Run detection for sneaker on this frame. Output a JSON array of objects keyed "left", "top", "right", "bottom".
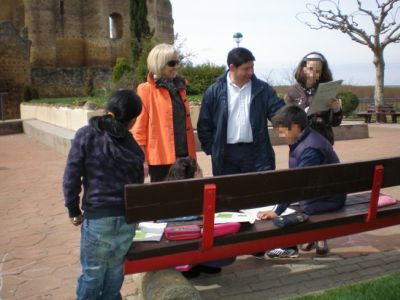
[{"left": 266, "top": 248, "right": 299, "bottom": 258}]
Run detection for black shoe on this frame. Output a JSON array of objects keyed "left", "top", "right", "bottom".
[
  {"left": 300, "top": 241, "right": 317, "bottom": 251},
  {"left": 252, "top": 252, "right": 266, "bottom": 260},
  {"left": 316, "top": 240, "right": 329, "bottom": 256},
  {"left": 181, "top": 265, "right": 201, "bottom": 278},
  {"left": 198, "top": 265, "right": 222, "bottom": 274}
]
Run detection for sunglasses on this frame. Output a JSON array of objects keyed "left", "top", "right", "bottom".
[{"left": 166, "top": 60, "right": 180, "bottom": 67}]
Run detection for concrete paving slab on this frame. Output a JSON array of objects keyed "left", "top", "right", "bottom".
[{"left": 0, "top": 123, "right": 399, "bottom": 299}]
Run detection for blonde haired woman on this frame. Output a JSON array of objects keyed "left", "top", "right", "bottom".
[{"left": 132, "top": 43, "right": 197, "bottom": 182}]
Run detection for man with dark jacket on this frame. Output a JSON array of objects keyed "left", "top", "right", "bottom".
[{"left": 197, "top": 47, "right": 284, "bottom": 176}]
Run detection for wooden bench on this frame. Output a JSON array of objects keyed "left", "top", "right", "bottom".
[
  {"left": 124, "top": 157, "right": 400, "bottom": 274},
  {"left": 357, "top": 104, "right": 400, "bottom": 123}
]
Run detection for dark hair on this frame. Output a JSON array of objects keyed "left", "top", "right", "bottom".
[
  {"left": 294, "top": 52, "right": 333, "bottom": 87},
  {"left": 167, "top": 157, "right": 197, "bottom": 180},
  {"left": 90, "top": 90, "right": 142, "bottom": 138},
  {"left": 271, "top": 105, "right": 308, "bottom": 130},
  {"left": 227, "top": 47, "right": 255, "bottom": 67}
]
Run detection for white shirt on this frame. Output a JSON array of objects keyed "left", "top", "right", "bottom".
[{"left": 226, "top": 73, "right": 253, "bottom": 144}]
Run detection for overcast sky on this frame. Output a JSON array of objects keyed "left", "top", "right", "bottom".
[{"left": 170, "top": 0, "right": 400, "bottom": 86}]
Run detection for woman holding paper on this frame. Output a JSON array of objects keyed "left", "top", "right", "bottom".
[{"left": 285, "top": 52, "right": 343, "bottom": 145}]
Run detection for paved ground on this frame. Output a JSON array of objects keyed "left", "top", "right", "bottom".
[{"left": 0, "top": 123, "right": 399, "bottom": 299}]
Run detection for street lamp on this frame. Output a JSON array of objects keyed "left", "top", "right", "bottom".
[{"left": 233, "top": 32, "right": 243, "bottom": 47}]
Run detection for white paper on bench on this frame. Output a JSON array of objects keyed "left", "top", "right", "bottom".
[
  {"left": 214, "top": 212, "right": 256, "bottom": 224},
  {"left": 133, "top": 222, "right": 167, "bottom": 242},
  {"left": 240, "top": 206, "right": 296, "bottom": 221}
]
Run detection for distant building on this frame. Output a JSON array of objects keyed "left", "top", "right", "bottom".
[{"left": 0, "top": 0, "right": 174, "bottom": 119}]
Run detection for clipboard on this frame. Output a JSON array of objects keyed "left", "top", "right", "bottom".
[{"left": 307, "top": 80, "right": 343, "bottom": 115}]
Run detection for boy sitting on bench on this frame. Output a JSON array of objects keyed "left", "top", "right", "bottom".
[{"left": 257, "top": 105, "right": 346, "bottom": 258}]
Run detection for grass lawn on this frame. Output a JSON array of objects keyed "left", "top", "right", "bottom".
[
  {"left": 29, "top": 97, "right": 107, "bottom": 107},
  {"left": 291, "top": 272, "right": 400, "bottom": 300}
]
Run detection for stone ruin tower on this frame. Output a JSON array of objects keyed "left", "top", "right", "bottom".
[{"left": 0, "top": 0, "right": 174, "bottom": 119}]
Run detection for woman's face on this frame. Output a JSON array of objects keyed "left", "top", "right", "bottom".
[
  {"left": 303, "top": 60, "right": 323, "bottom": 87},
  {"left": 161, "top": 54, "right": 180, "bottom": 80}
]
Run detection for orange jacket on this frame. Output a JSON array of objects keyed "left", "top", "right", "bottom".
[{"left": 131, "top": 74, "right": 196, "bottom": 165}]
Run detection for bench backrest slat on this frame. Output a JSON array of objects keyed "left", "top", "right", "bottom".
[
  {"left": 125, "top": 157, "right": 400, "bottom": 223},
  {"left": 367, "top": 104, "right": 395, "bottom": 113}
]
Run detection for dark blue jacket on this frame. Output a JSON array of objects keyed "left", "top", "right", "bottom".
[
  {"left": 63, "top": 124, "right": 144, "bottom": 219},
  {"left": 197, "top": 72, "right": 285, "bottom": 175},
  {"left": 275, "top": 127, "right": 346, "bottom": 215}
]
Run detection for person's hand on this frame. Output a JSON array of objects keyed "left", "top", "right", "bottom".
[
  {"left": 257, "top": 210, "right": 278, "bottom": 220},
  {"left": 194, "top": 164, "right": 203, "bottom": 178},
  {"left": 327, "top": 98, "right": 342, "bottom": 112},
  {"left": 70, "top": 214, "right": 83, "bottom": 226},
  {"left": 143, "top": 161, "right": 149, "bottom": 178}
]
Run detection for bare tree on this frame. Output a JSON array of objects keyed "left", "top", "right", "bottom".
[
  {"left": 281, "top": 66, "right": 297, "bottom": 86},
  {"left": 297, "top": 0, "right": 400, "bottom": 106}
]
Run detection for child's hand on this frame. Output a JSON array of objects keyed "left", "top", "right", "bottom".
[{"left": 257, "top": 210, "right": 278, "bottom": 220}]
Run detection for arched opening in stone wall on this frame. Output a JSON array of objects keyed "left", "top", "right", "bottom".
[{"left": 109, "top": 13, "right": 123, "bottom": 40}]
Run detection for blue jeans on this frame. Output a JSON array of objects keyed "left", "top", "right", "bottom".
[{"left": 77, "top": 216, "right": 136, "bottom": 300}]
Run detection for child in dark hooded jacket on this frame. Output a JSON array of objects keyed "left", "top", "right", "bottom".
[{"left": 63, "top": 90, "right": 144, "bottom": 299}]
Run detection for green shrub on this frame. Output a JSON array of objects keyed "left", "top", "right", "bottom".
[
  {"left": 179, "top": 63, "right": 225, "bottom": 95},
  {"left": 84, "top": 68, "right": 94, "bottom": 96},
  {"left": 134, "top": 36, "right": 155, "bottom": 86},
  {"left": 187, "top": 94, "right": 202, "bottom": 105},
  {"left": 112, "top": 57, "right": 133, "bottom": 83},
  {"left": 23, "top": 85, "right": 39, "bottom": 101},
  {"left": 337, "top": 91, "right": 359, "bottom": 116},
  {"left": 91, "top": 88, "right": 112, "bottom": 99}
]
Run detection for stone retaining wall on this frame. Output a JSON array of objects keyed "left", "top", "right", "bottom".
[{"left": 20, "top": 103, "right": 104, "bottom": 131}]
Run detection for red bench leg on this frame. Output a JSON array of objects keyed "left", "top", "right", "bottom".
[
  {"left": 202, "top": 184, "right": 216, "bottom": 250},
  {"left": 366, "top": 165, "right": 384, "bottom": 222}
]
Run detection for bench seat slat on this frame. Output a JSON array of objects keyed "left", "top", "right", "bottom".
[{"left": 126, "top": 193, "right": 400, "bottom": 260}]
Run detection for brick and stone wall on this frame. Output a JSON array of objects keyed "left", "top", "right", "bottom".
[
  {"left": 0, "top": 21, "right": 30, "bottom": 120},
  {"left": 0, "top": 0, "right": 174, "bottom": 115},
  {"left": 31, "top": 67, "right": 112, "bottom": 98}
]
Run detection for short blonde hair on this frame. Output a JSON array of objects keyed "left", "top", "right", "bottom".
[{"left": 147, "top": 43, "right": 179, "bottom": 79}]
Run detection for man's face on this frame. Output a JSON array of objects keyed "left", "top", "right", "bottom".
[
  {"left": 229, "top": 61, "right": 254, "bottom": 87},
  {"left": 277, "top": 124, "right": 301, "bottom": 145}
]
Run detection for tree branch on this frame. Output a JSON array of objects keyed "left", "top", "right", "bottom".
[
  {"left": 382, "top": 23, "right": 400, "bottom": 47},
  {"left": 298, "top": 0, "right": 400, "bottom": 50}
]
